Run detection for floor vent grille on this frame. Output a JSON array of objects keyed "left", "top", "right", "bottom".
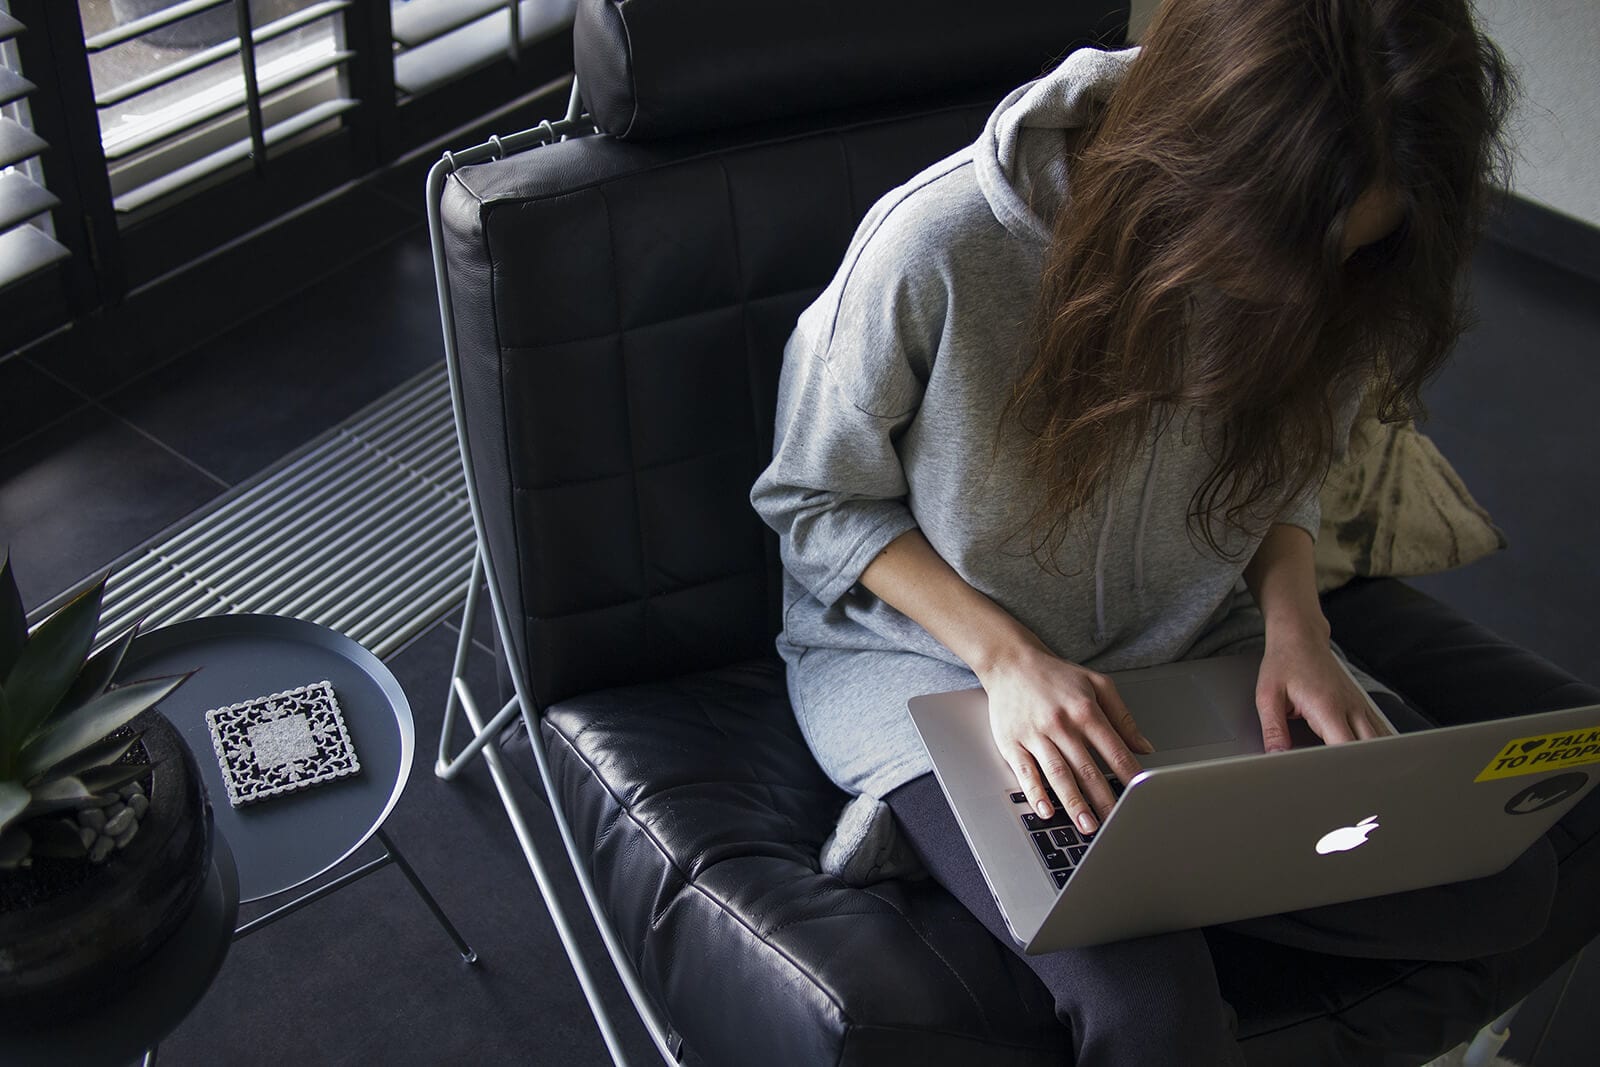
[{"left": 93, "top": 367, "right": 472, "bottom": 658}]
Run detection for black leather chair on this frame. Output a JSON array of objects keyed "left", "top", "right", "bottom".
[{"left": 429, "top": 3, "right": 1600, "bottom": 1063}]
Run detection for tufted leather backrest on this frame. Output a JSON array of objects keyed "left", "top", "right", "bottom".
[
  {"left": 574, "top": 0, "right": 1130, "bottom": 140},
  {"left": 443, "top": 101, "right": 1007, "bottom": 707}
]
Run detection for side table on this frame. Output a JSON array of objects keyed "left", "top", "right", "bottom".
[{"left": 115, "top": 614, "right": 474, "bottom": 958}]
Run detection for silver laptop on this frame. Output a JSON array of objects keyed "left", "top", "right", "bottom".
[{"left": 906, "top": 653, "right": 1600, "bottom": 953}]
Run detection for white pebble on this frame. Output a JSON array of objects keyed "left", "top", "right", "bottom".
[{"left": 103, "top": 809, "right": 135, "bottom": 837}]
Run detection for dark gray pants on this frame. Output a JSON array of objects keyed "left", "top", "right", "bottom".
[{"left": 883, "top": 694, "right": 1562, "bottom": 1066}]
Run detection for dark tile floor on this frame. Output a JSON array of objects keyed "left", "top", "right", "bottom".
[
  {"left": 1, "top": 223, "right": 1595, "bottom": 1066},
  {"left": 0, "top": 406, "right": 223, "bottom": 605},
  {"left": 103, "top": 224, "right": 444, "bottom": 486},
  {"left": 0, "top": 226, "right": 442, "bottom": 608},
  {"left": 154, "top": 616, "right": 659, "bottom": 1067},
  {"left": 0, "top": 357, "right": 87, "bottom": 452},
  {"left": 1410, "top": 240, "right": 1600, "bottom": 687}
]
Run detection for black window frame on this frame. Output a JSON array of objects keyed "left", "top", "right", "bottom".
[{"left": 0, "top": 0, "right": 573, "bottom": 364}]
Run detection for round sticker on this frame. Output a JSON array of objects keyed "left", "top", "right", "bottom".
[{"left": 1503, "top": 772, "right": 1590, "bottom": 816}]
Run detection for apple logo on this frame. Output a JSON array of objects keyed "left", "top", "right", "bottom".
[{"left": 1316, "top": 815, "right": 1380, "bottom": 855}]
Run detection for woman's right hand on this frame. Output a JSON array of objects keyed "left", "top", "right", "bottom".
[
  {"left": 978, "top": 646, "right": 1154, "bottom": 835},
  {"left": 851, "top": 529, "right": 1152, "bottom": 833}
]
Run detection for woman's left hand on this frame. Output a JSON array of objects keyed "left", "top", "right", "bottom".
[{"left": 1255, "top": 633, "right": 1385, "bottom": 752}]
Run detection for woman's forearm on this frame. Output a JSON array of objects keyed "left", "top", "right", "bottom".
[
  {"left": 858, "top": 528, "right": 1045, "bottom": 677},
  {"left": 862, "top": 527, "right": 1151, "bottom": 826},
  {"left": 1242, "top": 524, "right": 1330, "bottom": 648},
  {"left": 870, "top": 523, "right": 1330, "bottom": 668},
  {"left": 1244, "top": 524, "right": 1388, "bottom": 746}
]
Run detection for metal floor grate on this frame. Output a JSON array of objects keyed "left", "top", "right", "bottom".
[{"left": 90, "top": 367, "right": 472, "bottom": 658}]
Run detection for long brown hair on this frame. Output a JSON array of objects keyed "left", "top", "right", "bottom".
[{"left": 1006, "top": 0, "right": 1514, "bottom": 562}]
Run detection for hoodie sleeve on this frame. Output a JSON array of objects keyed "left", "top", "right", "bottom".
[
  {"left": 1276, "top": 486, "right": 1323, "bottom": 542},
  {"left": 750, "top": 210, "right": 947, "bottom": 609}
]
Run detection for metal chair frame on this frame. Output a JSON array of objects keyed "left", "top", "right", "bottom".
[
  {"left": 426, "top": 79, "right": 681, "bottom": 1067},
  {"left": 423, "top": 78, "right": 1524, "bottom": 1067}
]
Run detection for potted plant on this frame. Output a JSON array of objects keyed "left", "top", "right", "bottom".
[{"left": 0, "top": 551, "right": 211, "bottom": 1021}]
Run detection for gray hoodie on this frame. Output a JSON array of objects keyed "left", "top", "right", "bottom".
[{"left": 751, "top": 46, "right": 1365, "bottom": 800}]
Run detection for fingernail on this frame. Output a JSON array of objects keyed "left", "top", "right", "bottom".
[
  {"left": 1077, "top": 812, "right": 1097, "bottom": 834},
  {"left": 1137, "top": 734, "right": 1155, "bottom": 754},
  {"left": 1037, "top": 800, "right": 1051, "bottom": 817}
]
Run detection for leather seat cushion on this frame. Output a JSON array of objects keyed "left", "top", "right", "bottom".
[
  {"left": 511, "top": 659, "right": 1070, "bottom": 1066},
  {"left": 500, "top": 579, "right": 1600, "bottom": 1064}
]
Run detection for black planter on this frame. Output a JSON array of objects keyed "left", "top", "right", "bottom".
[{"left": 0, "top": 709, "right": 213, "bottom": 1022}]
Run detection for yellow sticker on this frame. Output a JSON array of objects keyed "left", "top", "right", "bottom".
[{"left": 1476, "top": 727, "right": 1600, "bottom": 782}]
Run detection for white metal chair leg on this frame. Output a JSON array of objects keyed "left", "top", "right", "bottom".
[
  {"left": 1462, "top": 998, "right": 1522, "bottom": 1067},
  {"left": 435, "top": 549, "right": 527, "bottom": 781},
  {"left": 430, "top": 565, "right": 679, "bottom": 1065},
  {"left": 438, "top": 682, "right": 523, "bottom": 781},
  {"left": 452, "top": 672, "right": 650, "bottom": 1067},
  {"left": 435, "top": 548, "right": 484, "bottom": 777},
  {"left": 426, "top": 524, "right": 674, "bottom": 1065},
  {"left": 428, "top": 105, "right": 682, "bottom": 1065}
]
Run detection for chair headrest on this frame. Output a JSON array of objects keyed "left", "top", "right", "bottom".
[{"left": 573, "top": 0, "right": 1131, "bottom": 140}]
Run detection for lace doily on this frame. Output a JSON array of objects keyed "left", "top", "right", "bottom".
[{"left": 205, "top": 680, "right": 361, "bottom": 807}]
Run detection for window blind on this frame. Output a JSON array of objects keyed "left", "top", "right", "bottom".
[
  {"left": 0, "top": 0, "right": 576, "bottom": 360},
  {"left": 0, "top": 3, "right": 70, "bottom": 291},
  {"left": 78, "top": 0, "right": 358, "bottom": 213},
  {"left": 391, "top": 0, "right": 574, "bottom": 99}
]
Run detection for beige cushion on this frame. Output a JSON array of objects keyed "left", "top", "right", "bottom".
[{"left": 1315, "top": 393, "right": 1507, "bottom": 593}]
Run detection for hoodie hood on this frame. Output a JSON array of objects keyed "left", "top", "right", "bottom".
[
  {"left": 976, "top": 46, "right": 1140, "bottom": 244},
  {"left": 973, "top": 45, "right": 1144, "bottom": 640}
]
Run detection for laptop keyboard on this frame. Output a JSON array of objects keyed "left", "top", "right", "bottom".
[{"left": 1009, "top": 779, "right": 1123, "bottom": 889}]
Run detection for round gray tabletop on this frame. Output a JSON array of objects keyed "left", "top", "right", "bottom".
[{"left": 117, "top": 614, "right": 415, "bottom": 903}]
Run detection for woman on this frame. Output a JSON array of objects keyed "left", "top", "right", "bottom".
[{"left": 752, "top": 0, "right": 1554, "bottom": 1062}]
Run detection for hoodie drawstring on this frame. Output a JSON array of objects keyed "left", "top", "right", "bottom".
[
  {"left": 1133, "top": 434, "right": 1161, "bottom": 593},
  {"left": 1096, "top": 435, "right": 1161, "bottom": 644},
  {"left": 1093, "top": 483, "right": 1114, "bottom": 644}
]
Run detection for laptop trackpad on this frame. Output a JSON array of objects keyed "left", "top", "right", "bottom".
[{"left": 1116, "top": 676, "right": 1238, "bottom": 751}]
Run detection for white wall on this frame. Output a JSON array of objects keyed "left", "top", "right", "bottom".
[
  {"left": 1128, "top": 0, "right": 1158, "bottom": 40},
  {"left": 1474, "top": 0, "right": 1600, "bottom": 227},
  {"left": 1125, "top": 0, "right": 1600, "bottom": 228}
]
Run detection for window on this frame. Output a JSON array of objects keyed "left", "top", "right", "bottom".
[
  {"left": 0, "top": 0, "right": 575, "bottom": 360},
  {"left": 392, "top": 0, "right": 575, "bottom": 99},
  {"left": 0, "top": 1, "right": 70, "bottom": 292},
  {"left": 79, "top": 0, "right": 357, "bottom": 213}
]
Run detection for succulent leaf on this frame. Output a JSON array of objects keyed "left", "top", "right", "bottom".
[
  {"left": 0, "top": 683, "right": 11, "bottom": 777},
  {"left": 28, "top": 817, "right": 89, "bottom": 859},
  {"left": 0, "top": 574, "right": 108, "bottom": 761},
  {"left": 45, "top": 730, "right": 142, "bottom": 782},
  {"left": 0, "top": 551, "right": 24, "bottom": 682},
  {"left": 0, "top": 824, "right": 29, "bottom": 869},
  {"left": 77, "top": 760, "right": 152, "bottom": 797},
  {"left": 21, "top": 775, "right": 97, "bottom": 816},
  {"left": 53, "top": 622, "right": 139, "bottom": 726},
  {"left": 0, "top": 779, "right": 28, "bottom": 837},
  {"left": 16, "top": 672, "right": 193, "bottom": 782}
]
